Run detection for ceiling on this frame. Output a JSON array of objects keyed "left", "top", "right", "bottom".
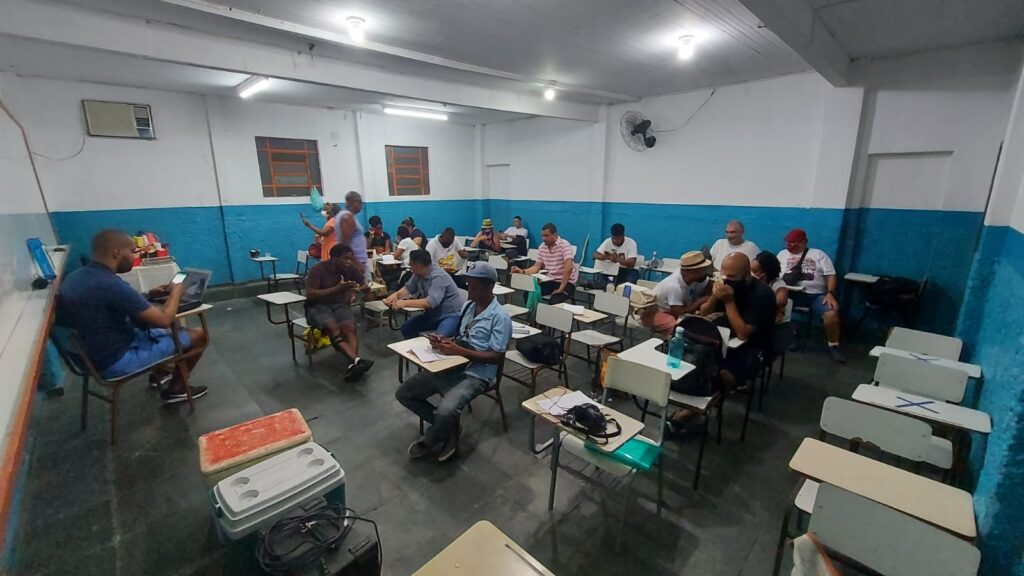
[
  {"left": 0, "top": 35, "right": 532, "bottom": 125},
  {"left": 811, "top": 0, "right": 1024, "bottom": 59}
]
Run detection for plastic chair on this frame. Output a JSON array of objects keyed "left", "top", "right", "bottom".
[
  {"left": 885, "top": 326, "right": 963, "bottom": 361},
  {"left": 571, "top": 292, "right": 629, "bottom": 388},
  {"left": 549, "top": 356, "right": 671, "bottom": 512},
  {"left": 503, "top": 303, "right": 573, "bottom": 397},
  {"left": 874, "top": 351, "right": 968, "bottom": 403},
  {"left": 266, "top": 250, "right": 307, "bottom": 293},
  {"left": 488, "top": 254, "right": 509, "bottom": 284}
]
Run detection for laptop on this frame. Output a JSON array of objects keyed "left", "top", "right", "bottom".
[{"left": 148, "top": 268, "right": 212, "bottom": 313}]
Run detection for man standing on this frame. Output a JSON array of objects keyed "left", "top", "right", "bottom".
[
  {"left": 777, "top": 228, "right": 845, "bottom": 363},
  {"left": 56, "top": 230, "right": 207, "bottom": 404},
  {"left": 396, "top": 262, "right": 511, "bottom": 462},
  {"left": 426, "top": 227, "right": 469, "bottom": 280},
  {"left": 384, "top": 250, "right": 467, "bottom": 339},
  {"left": 511, "top": 223, "right": 578, "bottom": 304},
  {"left": 336, "top": 191, "right": 370, "bottom": 279},
  {"left": 592, "top": 222, "right": 640, "bottom": 285},
  {"left": 699, "top": 253, "right": 777, "bottom": 392},
  {"left": 709, "top": 220, "right": 760, "bottom": 270},
  {"left": 304, "top": 244, "right": 374, "bottom": 381},
  {"left": 641, "top": 251, "right": 712, "bottom": 335}
]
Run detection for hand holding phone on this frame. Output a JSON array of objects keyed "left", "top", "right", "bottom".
[{"left": 170, "top": 271, "right": 188, "bottom": 285}]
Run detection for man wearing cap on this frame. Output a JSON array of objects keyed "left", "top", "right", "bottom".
[
  {"left": 471, "top": 218, "right": 502, "bottom": 253},
  {"left": 640, "top": 251, "right": 712, "bottom": 335},
  {"left": 383, "top": 249, "right": 467, "bottom": 339},
  {"left": 777, "top": 228, "right": 845, "bottom": 363},
  {"left": 709, "top": 220, "right": 760, "bottom": 270},
  {"left": 510, "top": 223, "right": 579, "bottom": 304},
  {"left": 396, "top": 261, "right": 512, "bottom": 463},
  {"left": 593, "top": 223, "right": 640, "bottom": 285}
]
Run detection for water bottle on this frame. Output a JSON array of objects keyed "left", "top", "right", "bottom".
[
  {"left": 651, "top": 251, "right": 660, "bottom": 269},
  {"left": 667, "top": 327, "right": 685, "bottom": 369}
]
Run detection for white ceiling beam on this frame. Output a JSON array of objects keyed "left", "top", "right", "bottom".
[
  {"left": 735, "top": 0, "right": 851, "bottom": 86},
  {"left": 0, "top": 0, "right": 602, "bottom": 122}
]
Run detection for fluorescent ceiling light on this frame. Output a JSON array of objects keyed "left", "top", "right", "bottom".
[
  {"left": 678, "top": 35, "right": 696, "bottom": 60},
  {"left": 346, "top": 16, "right": 367, "bottom": 43},
  {"left": 383, "top": 107, "right": 448, "bottom": 121},
  {"left": 543, "top": 85, "right": 557, "bottom": 101},
  {"left": 236, "top": 75, "right": 271, "bottom": 98}
]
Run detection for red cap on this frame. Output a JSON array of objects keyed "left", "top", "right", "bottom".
[{"left": 784, "top": 228, "right": 807, "bottom": 243}]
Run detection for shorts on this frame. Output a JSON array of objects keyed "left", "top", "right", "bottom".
[
  {"left": 721, "top": 347, "right": 760, "bottom": 382},
  {"left": 102, "top": 328, "right": 190, "bottom": 379},
  {"left": 640, "top": 308, "right": 677, "bottom": 335},
  {"left": 794, "top": 292, "right": 835, "bottom": 317},
  {"left": 306, "top": 303, "right": 355, "bottom": 328}
]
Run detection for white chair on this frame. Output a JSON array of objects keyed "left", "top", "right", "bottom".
[
  {"left": 874, "top": 351, "right": 968, "bottom": 403},
  {"left": 637, "top": 279, "right": 659, "bottom": 290},
  {"left": 549, "top": 356, "right": 670, "bottom": 512},
  {"left": 504, "top": 303, "right": 573, "bottom": 397},
  {"left": 773, "top": 397, "right": 951, "bottom": 574},
  {"left": 783, "top": 483, "right": 981, "bottom": 576},
  {"left": 511, "top": 248, "right": 538, "bottom": 266},
  {"left": 506, "top": 272, "right": 536, "bottom": 318},
  {"left": 886, "top": 326, "right": 963, "bottom": 361},
  {"left": 488, "top": 254, "right": 509, "bottom": 284},
  {"left": 572, "top": 292, "right": 629, "bottom": 386},
  {"left": 267, "top": 250, "right": 307, "bottom": 293}
]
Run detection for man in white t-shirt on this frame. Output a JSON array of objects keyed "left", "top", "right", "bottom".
[
  {"left": 776, "top": 228, "right": 845, "bottom": 363},
  {"left": 592, "top": 223, "right": 640, "bottom": 285},
  {"left": 499, "top": 216, "right": 528, "bottom": 240},
  {"left": 427, "top": 227, "right": 469, "bottom": 287},
  {"left": 640, "top": 251, "right": 712, "bottom": 335},
  {"left": 710, "top": 220, "right": 760, "bottom": 270}
]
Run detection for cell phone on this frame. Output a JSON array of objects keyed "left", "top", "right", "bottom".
[{"left": 170, "top": 271, "right": 188, "bottom": 284}]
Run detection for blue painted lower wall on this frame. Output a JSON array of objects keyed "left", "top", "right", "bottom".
[{"left": 956, "top": 225, "right": 1024, "bottom": 576}]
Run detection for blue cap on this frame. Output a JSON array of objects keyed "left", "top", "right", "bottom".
[{"left": 461, "top": 261, "right": 499, "bottom": 282}]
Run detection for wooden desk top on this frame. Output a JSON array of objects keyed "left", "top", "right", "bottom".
[
  {"left": 618, "top": 338, "right": 695, "bottom": 381},
  {"left": 554, "top": 303, "right": 607, "bottom": 324},
  {"left": 844, "top": 272, "right": 880, "bottom": 284},
  {"left": 853, "top": 384, "right": 991, "bottom": 434},
  {"left": 413, "top": 521, "right": 554, "bottom": 576},
  {"left": 789, "top": 437, "right": 976, "bottom": 539},
  {"left": 257, "top": 291, "right": 307, "bottom": 306},
  {"left": 176, "top": 303, "right": 213, "bottom": 319},
  {"left": 869, "top": 346, "right": 981, "bottom": 378},
  {"left": 387, "top": 337, "right": 469, "bottom": 374},
  {"left": 522, "top": 386, "right": 644, "bottom": 453},
  {"left": 493, "top": 284, "right": 514, "bottom": 296},
  {"left": 250, "top": 256, "right": 278, "bottom": 262}
]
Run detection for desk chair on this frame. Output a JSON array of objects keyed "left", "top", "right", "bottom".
[
  {"left": 571, "top": 292, "right": 629, "bottom": 389},
  {"left": 778, "top": 484, "right": 979, "bottom": 576},
  {"left": 550, "top": 357, "right": 670, "bottom": 513},
  {"left": 505, "top": 273, "right": 535, "bottom": 319},
  {"left": 772, "top": 397, "right": 951, "bottom": 575},
  {"left": 885, "top": 326, "right": 962, "bottom": 361},
  {"left": 874, "top": 352, "right": 968, "bottom": 403},
  {"left": 503, "top": 304, "right": 573, "bottom": 397},
  {"left": 852, "top": 277, "right": 927, "bottom": 338},
  {"left": 50, "top": 325, "right": 197, "bottom": 445},
  {"left": 760, "top": 303, "right": 795, "bottom": 402},
  {"left": 488, "top": 254, "right": 510, "bottom": 285},
  {"left": 266, "top": 250, "right": 308, "bottom": 293},
  {"left": 511, "top": 248, "right": 538, "bottom": 269},
  {"left": 419, "top": 355, "right": 509, "bottom": 447}
]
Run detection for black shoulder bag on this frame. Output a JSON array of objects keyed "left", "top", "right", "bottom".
[
  {"left": 559, "top": 404, "right": 621, "bottom": 445},
  {"left": 782, "top": 248, "right": 808, "bottom": 286}
]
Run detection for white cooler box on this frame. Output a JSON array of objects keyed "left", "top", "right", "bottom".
[{"left": 210, "top": 442, "right": 346, "bottom": 541}]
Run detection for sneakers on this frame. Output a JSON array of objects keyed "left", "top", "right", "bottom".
[
  {"left": 408, "top": 439, "right": 431, "bottom": 459},
  {"left": 344, "top": 358, "right": 375, "bottom": 382},
  {"left": 436, "top": 423, "right": 461, "bottom": 463},
  {"left": 160, "top": 385, "right": 208, "bottom": 405},
  {"left": 827, "top": 346, "right": 847, "bottom": 364},
  {"left": 149, "top": 373, "right": 173, "bottom": 389}
]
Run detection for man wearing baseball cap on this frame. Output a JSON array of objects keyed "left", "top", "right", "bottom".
[
  {"left": 640, "top": 250, "right": 712, "bottom": 335},
  {"left": 396, "top": 261, "right": 512, "bottom": 463},
  {"left": 777, "top": 228, "right": 845, "bottom": 363}
]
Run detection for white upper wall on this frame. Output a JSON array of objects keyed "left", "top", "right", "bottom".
[
  {"left": 1, "top": 75, "right": 220, "bottom": 212},
  {"left": 987, "top": 58, "right": 1024, "bottom": 231}
]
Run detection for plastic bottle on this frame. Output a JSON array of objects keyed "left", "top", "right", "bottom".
[
  {"left": 604, "top": 277, "right": 616, "bottom": 293},
  {"left": 651, "top": 251, "right": 660, "bottom": 269},
  {"left": 667, "top": 327, "right": 685, "bottom": 369}
]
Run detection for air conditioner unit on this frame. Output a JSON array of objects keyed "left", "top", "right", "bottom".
[{"left": 82, "top": 100, "right": 155, "bottom": 139}]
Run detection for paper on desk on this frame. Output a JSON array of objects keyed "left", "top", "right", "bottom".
[
  {"left": 511, "top": 322, "right": 532, "bottom": 334},
  {"left": 409, "top": 344, "right": 459, "bottom": 363},
  {"left": 537, "top": 390, "right": 598, "bottom": 416},
  {"left": 561, "top": 304, "right": 585, "bottom": 315}
]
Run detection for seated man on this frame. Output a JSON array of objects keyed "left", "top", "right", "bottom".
[
  {"left": 304, "top": 244, "right": 374, "bottom": 381},
  {"left": 396, "top": 262, "right": 512, "bottom": 462},
  {"left": 498, "top": 215, "right": 529, "bottom": 257},
  {"left": 384, "top": 249, "right": 467, "bottom": 339},
  {"left": 699, "top": 253, "right": 777, "bottom": 393},
  {"left": 56, "top": 230, "right": 207, "bottom": 404},
  {"left": 592, "top": 222, "right": 640, "bottom": 285},
  {"left": 640, "top": 251, "right": 711, "bottom": 335},
  {"left": 776, "top": 228, "right": 845, "bottom": 363},
  {"left": 709, "top": 220, "right": 760, "bottom": 270},
  {"left": 426, "top": 227, "right": 469, "bottom": 287},
  {"left": 470, "top": 219, "right": 502, "bottom": 253},
  {"left": 510, "top": 222, "right": 578, "bottom": 304}
]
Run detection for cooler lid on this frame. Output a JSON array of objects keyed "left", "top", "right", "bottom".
[{"left": 199, "top": 408, "right": 312, "bottom": 475}]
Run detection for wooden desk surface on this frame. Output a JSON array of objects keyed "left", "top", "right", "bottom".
[
  {"left": 789, "top": 437, "right": 976, "bottom": 539},
  {"left": 257, "top": 291, "right": 307, "bottom": 306},
  {"left": 387, "top": 337, "right": 469, "bottom": 374},
  {"left": 493, "top": 284, "right": 514, "bottom": 296},
  {"left": 869, "top": 346, "right": 981, "bottom": 378},
  {"left": 618, "top": 338, "right": 695, "bottom": 381},
  {"left": 250, "top": 256, "right": 278, "bottom": 262},
  {"left": 413, "top": 521, "right": 554, "bottom": 576},
  {"left": 522, "top": 386, "right": 644, "bottom": 454},
  {"left": 844, "top": 272, "right": 880, "bottom": 284},
  {"left": 554, "top": 302, "right": 607, "bottom": 324},
  {"left": 853, "top": 384, "right": 991, "bottom": 434},
  {"left": 176, "top": 303, "right": 213, "bottom": 319}
]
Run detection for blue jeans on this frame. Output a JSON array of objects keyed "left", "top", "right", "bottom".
[
  {"left": 395, "top": 369, "right": 488, "bottom": 446},
  {"left": 102, "top": 328, "right": 190, "bottom": 379},
  {"left": 400, "top": 312, "right": 461, "bottom": 339}
]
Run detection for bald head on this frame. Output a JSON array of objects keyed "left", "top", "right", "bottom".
[
  {"left": 345, "top": 191, "right": 363, "bottom": 214},
  {"left": 725, "top": 220, "right": 746, "bottom": 246},
  {"left": 720, "top": 252, "right": 751, "bottom": 281},
  {"left": 91, "top": 229, "right": 136, "bottom": 273}
]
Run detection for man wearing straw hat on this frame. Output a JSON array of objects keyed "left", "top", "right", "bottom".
[
  {"left": 640, "top": 251, "right": 712, "bottom": 335},
  {"left": 470, "top": 218, "right": 502, "bottom": 253}
]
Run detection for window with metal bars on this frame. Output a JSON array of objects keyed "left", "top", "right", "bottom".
[
  {"left": 385, "top": 145, "right": 430, "bottom": 196},
  {"left": 255, "top": 137, "right": 323, "bottom": 198}
]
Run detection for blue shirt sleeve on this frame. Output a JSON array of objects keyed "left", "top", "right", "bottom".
[
  {"left": 405, "top": 274, "right": 423, "bottom": 297},
  {"left": 425, "top": 275, "right": 446, "bottom": 309},
  {"left": 487, "top": 311, "right": 512, "bottom": 352},
  {"left": 109, "top": 276, "right": 152, "bottom": 317}
]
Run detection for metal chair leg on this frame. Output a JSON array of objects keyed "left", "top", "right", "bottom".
[
  {"left": 80, "top": 375, "right": 89, "bottom": 431},
  {"left": 493, "top": 385, "right": 509, "bottom": 432},
  {"left": 694, "top": 413, "right": 709, "bottom": 490},
  {"left": 109, "top": 386, "right": 120, "bottom": 446},
  {"left": 547, "top": 432, "right": 562, "bottom": 511},
  {"left": 717, "top": 398, "right": 724, "bottom": 445},
  {"left": 772, "top": 503, "right": 796, "bottom": 576},
  {"left": 741, "top": 381, "right": 754, "bottom": 442}
]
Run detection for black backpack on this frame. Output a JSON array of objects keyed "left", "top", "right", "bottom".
[
  {"left": 672, "top": 315, "right": 725, "bottom": 397},
  {"left": 867, "top": 276, "right": 921, "bottom": 310},
  {"left": 515, "top": 333, "right": 562, "bottom": 365}
]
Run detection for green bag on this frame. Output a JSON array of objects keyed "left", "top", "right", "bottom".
[{"left": 526, "top": 276, "right": 541, "bottom": 320}]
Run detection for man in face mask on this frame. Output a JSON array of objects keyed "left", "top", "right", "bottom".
[{"left": 699, "top": 252, "right": 777, "bottom": 393}]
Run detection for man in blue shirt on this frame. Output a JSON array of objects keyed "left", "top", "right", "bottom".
[
  {"left": 395, "top": 261, "right": 512, "bottom": 462},
  {"left": 56, "top": 230, "right": 208, "bottom": 404},
  {"left": 383, "top": 249, "right": 467, "bottom": 339}
]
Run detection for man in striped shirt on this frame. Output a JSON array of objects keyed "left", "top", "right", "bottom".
[{"left": 511, "top": 222, "right": 578, "bottom": 304}]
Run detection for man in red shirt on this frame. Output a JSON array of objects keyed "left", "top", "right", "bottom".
[
  {"left": 511, "top": 222, "right": 578, "bottom": 304},
  {"left": 304, "top": 244, "right": 374, "bottom": 381}
]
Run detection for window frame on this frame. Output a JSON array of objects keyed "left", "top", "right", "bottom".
[
  {"left": 385, "top": 145, "right": 430, "bottom": 197},
  {"left": 255, "top": 136, "right": 323, "bottom": 198}
]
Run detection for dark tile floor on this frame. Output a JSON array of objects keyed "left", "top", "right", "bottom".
[{"left": 11, "top": 297, "right": 876, "bottom": 575}]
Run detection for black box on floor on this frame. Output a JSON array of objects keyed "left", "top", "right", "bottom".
[{"left": 294, "top": 519, "right": 381, "bottom": 576}]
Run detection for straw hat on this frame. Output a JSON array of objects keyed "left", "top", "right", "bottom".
[
  {"left": 679, "top": 250, "right": 712, "bottom": 270},
  {"left": 481, "top": 218, "right": 493, "bottom": 229}
]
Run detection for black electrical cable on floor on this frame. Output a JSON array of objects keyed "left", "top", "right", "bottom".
[{"left": 256, "top": 505, "right": 382, "bottom": 575}]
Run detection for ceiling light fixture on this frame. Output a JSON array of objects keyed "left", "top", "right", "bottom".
[
  {"left": 383, "top": 107, "right": 448, "bottom": 121},
  {"left": 346, "top": 16, "right": 367, "bottom": 43},
  {"left": 236, "top": 75, "right": 271, "bottom": 98},
  {"left": 677, "top": 35, "right": 696, "bottom": 60},
  {"left": 543, "top": 84, "right": 557, "bottom": 101}
]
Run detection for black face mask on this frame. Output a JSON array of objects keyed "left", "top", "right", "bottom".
[{"left": 724, "top": 278, "right": 749, "bottom": 297}]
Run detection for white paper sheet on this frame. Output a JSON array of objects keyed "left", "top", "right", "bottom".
[
  {"left": 409, "top": 344, "right": 459, "bottom": 363},
  {"left": 536, "top": 390, "right": 598, "bottom": 416}
]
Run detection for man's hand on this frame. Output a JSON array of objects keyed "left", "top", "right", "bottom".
[
  {"left": 383, "top": 293, "right": 398, "bottom": 306},
  {"left": 712, "top": 282, "right": 734, "bottom": 303},
  {"left": 169, "top": 282, "right": 187, "bottom": 297},
  {"left": 434, "top": 338, "right": 462, "bottom": 356},
  {"left": 551, "top": 288, "right": 565, "bottom": 296},
  {"left": 823, "top": 293, "right": 839, "bottom": 310},
  {"left": 392, "top": 299, "right": 407, "bottom": 310},
  {"left": 511, "top": 266, "right": 523, "bottom": 274}
]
